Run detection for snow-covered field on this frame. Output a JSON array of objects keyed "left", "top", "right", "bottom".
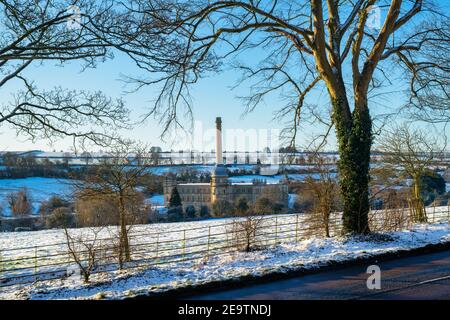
[{"left": 0, "top": 207, "right": 449, "bottom": 300}]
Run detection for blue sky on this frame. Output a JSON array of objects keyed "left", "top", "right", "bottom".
[{"left": 0, "top": 2, "right": 448, "bottom": 152}]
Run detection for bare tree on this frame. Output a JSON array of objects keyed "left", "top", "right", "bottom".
[
  {"left": 7, "top": 188, "right": 33, "bottom": 216},
  {"left": 378, "top": 124, "right": 446, "bottom": 222},
  {"left": 304, "top": 153, "right": 340, "bottom": 237},
  {"left": 229, "top": 197, "right": 266, "bottom": 252},
  {"left": 71, "top": 142, "right": 151, "bottom": 268},
  {"left": 0, "top": 0, "right": 131, "bottom": 147},
  {"left": 399, "top": 20, "right": 450, "bottom": 124},
  {"left": 112, "top": 0, "right": 449, "bottom": 234},
  {"left": 64, "top": 227, "right": 104, "bottom": 283}
]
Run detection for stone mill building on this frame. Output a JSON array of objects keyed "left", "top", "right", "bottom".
[{"left": 163, "top": 117, "right": 288, "bottom": 211}]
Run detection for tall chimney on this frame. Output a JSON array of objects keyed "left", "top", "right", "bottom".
[{"left": 215, "top": 117, "right": 222, "bottom": 165}]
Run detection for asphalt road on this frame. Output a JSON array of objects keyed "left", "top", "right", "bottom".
[{"left": 186, "top": 249, "right": 450, "bottom": 300}]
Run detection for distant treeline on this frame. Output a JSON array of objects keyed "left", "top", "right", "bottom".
[
  {"left": 0, "top": 153, "right": 71, "bottom": 179},
  {"left": 0, "top": 152, "right": 164, "bottom": 194}
]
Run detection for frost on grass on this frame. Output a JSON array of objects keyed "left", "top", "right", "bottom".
[{"left": 1, "top": 222, "right": 449, "bottom": 300}]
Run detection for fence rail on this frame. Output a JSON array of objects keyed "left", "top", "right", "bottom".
[{"left": 1, "top": 205, "right": 449, "bottom": 288}]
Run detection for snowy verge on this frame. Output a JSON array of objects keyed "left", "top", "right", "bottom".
[{"left": 1, "top": 222, "right": 449, "bottom": 300}]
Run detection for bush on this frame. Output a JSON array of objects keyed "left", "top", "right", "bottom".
[
  {"left": 46, "top": 207, "right": 75, "bottom": 229},
  {"left": 420, "top": 171, "right": 446, "bottom": 195},
  {"left": 185, "top": 205, "right": 196, "bottom": 219},
  {"left": 253, "top": 197, "right": 272, "bottom": 214},
  {"left": 199, "top": 205, "right": 210, "bottom": 218},
  {"left": 212, "top": 200, "right": 234, "bottom": 217},
  {"left": 39, "top": 196, "right": 71, "bottom": 216},
  {"left": 167, "top": 206, "right": 183, "bottom": 222},
  {"left": 234, "top": 197, "right": 249, "bottom": 216},
  {"left": 253, "top": 196, "right": 286, "bottom": 215},
  {"left": 272, "top": 202, "right": 285, "bottom": 214}
]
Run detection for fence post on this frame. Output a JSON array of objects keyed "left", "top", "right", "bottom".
[
  {"left": 207, "top": 226, "right": 211, "bottom": 256},
  {"left": 155, "top": 234, "right": 159, "bottom": 260},
  {"left": 433, "top": 203, "right": 436, "bottom": 223},
  {"left": 274, "top": 216, "right": 278, "bottom": 245},
  {"left": 34, "top": 246, "right": 38, "bottom": 276},
  {"left": 183, "top": 230, "right": 186, "bottom": 259},
  {"left": 295, "top": 214, "right": 299, "bottom": 242}
]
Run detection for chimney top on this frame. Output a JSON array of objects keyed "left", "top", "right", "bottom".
[{"left": 215, "top": 117, "right": 222, "bottom": 130}]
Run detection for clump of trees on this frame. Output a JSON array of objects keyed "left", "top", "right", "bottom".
[
  {"left": 140, "top": 174, "right": 164, "bottom": 195},
  {"left": 185, "top": 205, "right": 196, "bottom": 219},
  {"left": 211, "top": 200, "right": 234, "bottom": 218},
  {"left": 0, "top": 153, "right": 69, "bottom": 179},
  {"left": 7, "top": 189, "right": 33, "bottom": 216},
  {"left": 378, "top": 124, "right": 446, "bottom": 223},
  {"left": 46, "top": 207, "right": 75, "bottom": 229},
  {"left": 253, "top": 197, "right": 285, "bottom": 215},
  {"left": 75, "top": 191, "right": 146, "bottom": 228},
  {"left": 39, "top": 196, "right": 72, "bottom": 214},
  {"left": 419, "top": 170, "right": 447, "bottom": 206},
  {"left": 39, "top": 195, "right": 75, "bottom": 229}
]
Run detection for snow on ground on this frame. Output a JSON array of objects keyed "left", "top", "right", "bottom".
[
  {"left": 1, "top": 222, "right": 449, "bottom": 300},
  {"left": 0, "top": 178, "right": 74, "bottom": 216},
  {"left": 0, "top": 208, "right": 449, "bottom": 300}
]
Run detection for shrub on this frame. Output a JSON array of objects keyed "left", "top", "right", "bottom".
[
  {"left": 420, "top": 170, "right": 446, "bottom": 195},
  {"left": 253, "top": 197, "right": 272, "bottom": 214},
  {"left": 228, "top": 207, "right": 266, "bottom": 252},
  {"left": 272, "top": 202, "right": 285, "bottom": 214},
  {"left": 185, "top": 205, "right": 196, "bottom": 219},
  {"left": 211, "top": 200, "right": 234, "bottom": 217},
  {"left": 199, "top": 205, "right": 210, "bottom": 218},
  {"left": 39, "top": 196, "right": 71, "bottom": 216},
  {"left": 234, "top": 197, "right": 249, "bottom": 216},
  {"left": 167, "top": 206, "right": 183, "bottom": 222},
  {"left": 46, "top": 207, "right": 75, "bottom": 229}
]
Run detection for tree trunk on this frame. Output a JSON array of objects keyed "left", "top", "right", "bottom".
[
  {"left": 118, "top": 193, "right": 131, "bottom": 264},
  {"left": 411, "top": 175, "right": 427, "bottom": 223},
  {"left": 324, "top": 212, "right": 330, "bottom": 237},
  {"left": 332, "top": 94, "right": 372, "bottom": 234},
  {"left": 83, "top": 272, "right": 90, "bottom": 283}
]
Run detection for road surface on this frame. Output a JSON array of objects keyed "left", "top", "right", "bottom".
[{"left": 186, "top": 249, "right": 450, "bottom": 300}]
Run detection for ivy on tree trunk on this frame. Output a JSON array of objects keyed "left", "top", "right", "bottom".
[{"left": 333, "top": 97, "right": 372, "bottom": 234}]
